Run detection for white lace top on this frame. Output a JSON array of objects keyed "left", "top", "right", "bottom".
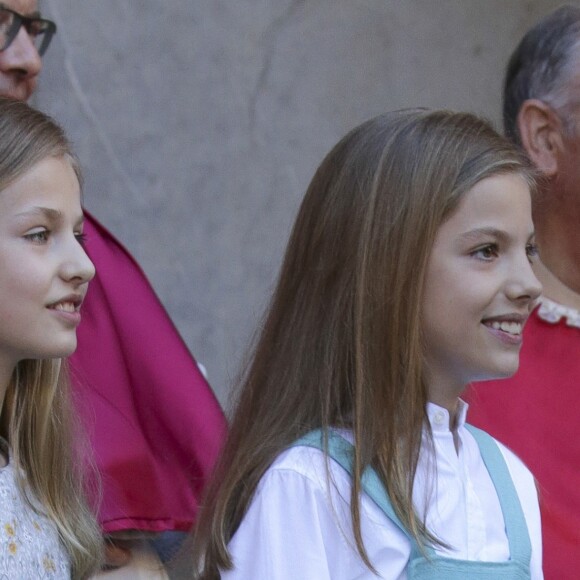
[
  {"left": 0, "top": 439, "right": 70, "bottom": 578},
  {"left": 537, "top": 296, "right": 580, "bottom": 328}
]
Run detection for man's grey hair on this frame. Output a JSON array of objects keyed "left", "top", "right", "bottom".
[{"left": 503, "top": 4, "right": 580, "bottom": 145}]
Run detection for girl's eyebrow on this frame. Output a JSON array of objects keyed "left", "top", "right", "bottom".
[
  {"left": 459, "top": 227, "right": 509, "bottom": 243},
  {"left": 459, "top": 227, "right": 536, "bottom": 244},
  {"left": 15, "top": 206, "right": 85, "bottom": 227},
  {"left": 16, "top": 206, "right": 63, "bottom": 220}
]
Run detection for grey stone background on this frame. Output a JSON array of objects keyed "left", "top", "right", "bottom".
[{"left": 36, "top": 0, "right": 563, "bottom": 409}]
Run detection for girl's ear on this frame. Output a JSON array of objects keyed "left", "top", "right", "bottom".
[{"left": 517, "top": 99, "right": 565, "bottom": 177}]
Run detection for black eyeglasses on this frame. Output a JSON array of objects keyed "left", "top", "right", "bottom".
[{"left": 0, "top": 5, "right": 56, "bottom": 56}]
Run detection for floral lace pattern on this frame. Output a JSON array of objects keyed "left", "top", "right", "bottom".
[
  {"left": 537, "top": 297, "right": 580, "bottom": 329},
  {"left": 0, "top": 439, "right": 70, "bottom": 578}
]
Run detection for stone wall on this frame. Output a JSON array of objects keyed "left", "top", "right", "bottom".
[{"left": 38, "top": 0, "right": 564, "bottom": 407}]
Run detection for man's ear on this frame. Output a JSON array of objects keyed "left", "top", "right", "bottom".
[{"left": 517, "top": 99, "right": 564, "bottom": 177}]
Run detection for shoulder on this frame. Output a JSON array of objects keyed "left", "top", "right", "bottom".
[
  {"left": 224, "top": 444, "right": 410, "bottom": 579},
  {"left": 265, "top": 444, "right": 350, "bottom": 487},
  {"left": 493, "top": 437, "right": 537, "bottom": 492},
  {"left": 225, "top": 446, "right": 359, "bottom": 578},
  {"left": 260, "top": 442, "right": 391, "bottom": 518},
  {"left": 465, "top": 427, "right": 537, "bottom": 494},
  {"left": 492, "top": 437, "right": 541, "bottom": 524},
  {"left": 258, "top": 444, "right": 412, "bottom": 546},
  {"left": 251, "top": 445, "right": 356, "bottom": 520}
]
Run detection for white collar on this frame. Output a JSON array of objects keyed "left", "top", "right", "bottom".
[{"left": 426, "top": 400, "right": 468, "bottom": 432}]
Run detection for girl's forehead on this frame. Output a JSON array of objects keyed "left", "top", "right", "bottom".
[
  {"left": 0, "top": 157, "right": 80, "bottom": 212},
  {"left": 439, "top": 173, "right": 533, "bottom": 237}
]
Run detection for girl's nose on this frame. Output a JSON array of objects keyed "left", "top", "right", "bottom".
[
  {"left": 60, "top": 237, "right": 95, "bottom": 284},
  {"left": 506, "top": 257, "right": 542, "bottom": 305}
]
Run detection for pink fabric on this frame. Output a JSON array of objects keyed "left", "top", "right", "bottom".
[
  {"left": 69, "top": 211, "right": 227, "bottom": 533},
  {"left": 466, "top": 307, "right": 580, "bottom": 579}
]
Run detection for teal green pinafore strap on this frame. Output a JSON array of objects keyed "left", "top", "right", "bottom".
[{"left": 293, "top": 426, "right": 531, "bottom": 579}]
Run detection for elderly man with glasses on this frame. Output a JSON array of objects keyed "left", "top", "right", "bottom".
[
  {"left": 0, "top": 1, "right": 228, "bottom": 576},
  {"left": 0, "top": 1, "right": 54, "bottom": 100}
]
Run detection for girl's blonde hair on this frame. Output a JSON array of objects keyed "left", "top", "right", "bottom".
[
  {"left": 194, "top": 109, "right": 535, "bottom": 577},
  {"left": 0, "top": 98, "right": 102, "bottom": 579}
]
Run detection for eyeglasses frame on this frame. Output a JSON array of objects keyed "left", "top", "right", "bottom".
[{"left": 0, "top": 4, "right": 56, "bottom": 56}]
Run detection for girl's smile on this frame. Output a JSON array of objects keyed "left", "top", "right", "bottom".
[
  {"left": 481, "top": 314, "right": 526, "bottom": 345},
  {"left": 46, "top": 293, "right": 85, "bottom": 326},
  {"left": 421, "top": 172, "right": 542, "bottom": 411}
]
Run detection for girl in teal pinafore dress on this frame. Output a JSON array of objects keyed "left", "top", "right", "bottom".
[{"left": 194, "top": 110, "right": 543, "bottom": 578}]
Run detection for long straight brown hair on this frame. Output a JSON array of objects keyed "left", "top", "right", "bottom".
[
  {"left": 0, "top": 98, "right": 103, "bottom": 579},
  {"left": 194, "top": 110, "right": 534, "bottom": 577}
]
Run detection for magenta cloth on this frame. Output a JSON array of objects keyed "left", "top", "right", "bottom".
[{"left": 69, "top": 211, "right": 227, "bottom": 534}]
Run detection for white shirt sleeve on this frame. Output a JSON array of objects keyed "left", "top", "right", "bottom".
[{"left": 222, "top": 447, "right": 410, "bottom": 580}]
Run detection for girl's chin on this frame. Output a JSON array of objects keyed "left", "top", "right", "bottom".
[
  {"left": 475, "top": 367, "right": 520, "bottom": 384},
  {"left": 469, "top": 359, "right": 521, "bottom": 384},
  {"left": 37, "top": 342, "right": 78, "bottom": 360}
]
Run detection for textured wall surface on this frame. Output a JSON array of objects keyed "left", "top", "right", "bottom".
[{"left": 37, "top": 0, "right": 563, "bottom": 408}]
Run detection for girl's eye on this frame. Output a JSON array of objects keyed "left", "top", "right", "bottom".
[
  {"left": 24, "top": 229, "right": 49, "bottom": 244},
  {"left": 75, "top": 232, "right": 87, "bottom": 246},
  {"left": 472, "top": 244, "right": 498, "bottom": 261},
  {"left": 526, "top": 242, "right": 539, "bottom": 261}
]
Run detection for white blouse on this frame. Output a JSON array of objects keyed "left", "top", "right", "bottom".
[{"left": 223, "top": 401, "right": 542, "bottom": 579}]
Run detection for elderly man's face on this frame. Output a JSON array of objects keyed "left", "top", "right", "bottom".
[{"left": 0, "top": 0, "right": 42, "bottom": 101}]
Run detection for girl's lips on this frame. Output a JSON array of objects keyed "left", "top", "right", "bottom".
[
  {"left": 482, "top": 321, "right": 524, "bottom": 345},
  {"left": 486, "top": 320, "right": 523, "bottom": 335},
  {"left": 47, "top": 298, "right": 83, "bottom": 326},
  {"left": 48, "top": 307, "right": 82, "bottom": 326},
  {"left": 46, "top": 294, "right": 84, "bottom": 310}
]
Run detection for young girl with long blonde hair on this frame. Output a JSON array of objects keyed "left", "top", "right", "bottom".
[
  {"left": 194, "top": 110, "right": 543, "bottom": 578},
  {"left": 0, "top": 98, "right": 102, "bottom": 578}
]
